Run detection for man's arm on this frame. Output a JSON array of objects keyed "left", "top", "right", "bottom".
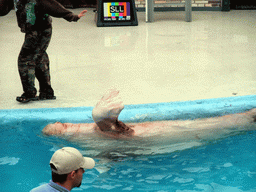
[
  {"left": 0, "top": 0, "right": 13, "bottom": 16},
  {"left": 38, "top": 0, "right": 87, "bottom": 22}
]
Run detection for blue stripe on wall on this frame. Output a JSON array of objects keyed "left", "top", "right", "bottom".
[{"left": 1, "top": 95, "right": 256, "bottom": 125}]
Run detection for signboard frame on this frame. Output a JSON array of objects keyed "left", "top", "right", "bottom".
[{"left": 96, "top": 0, "right": 138, "bottom": 27}]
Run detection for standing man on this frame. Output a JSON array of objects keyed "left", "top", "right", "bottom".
[
  {"left": 0, "top": 0, "right": 87, "bottom": 103},
  {"left": 30, "top": 147, "right": 95, "bottom": 192}
]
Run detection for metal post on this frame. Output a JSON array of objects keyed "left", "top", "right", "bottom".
[
  {"left": 146, "top": 0, "right": 154, "bottom": 22},
  {"left": 185, "top": 0, "right": 192, "bottom": 22}
]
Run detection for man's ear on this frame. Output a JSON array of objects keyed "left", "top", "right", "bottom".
[{"left": 69, "top": 171, "right": 76, "bottom": 179}]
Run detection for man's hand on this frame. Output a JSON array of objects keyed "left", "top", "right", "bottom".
[
  {"left": 92, "top": 89, "right": 124, "bottom": 123},
  {"left": 78, "top": 10, "right": 87, "bottom": 18}
]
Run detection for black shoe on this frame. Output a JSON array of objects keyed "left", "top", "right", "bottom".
[
  {"left": 39, "top": 92, "right": 56, "bottom": 100},
  {"left": 16, "top": 93, "right": 39, "bottom": 103}
]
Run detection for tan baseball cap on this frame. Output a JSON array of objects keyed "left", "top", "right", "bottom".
[{"left": 50, "top": 147, "right": 95, "bottom": 174}]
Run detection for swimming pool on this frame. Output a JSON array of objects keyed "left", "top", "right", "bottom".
[{"left": 1, "top": 95, "right": 256, "bottom": 192}]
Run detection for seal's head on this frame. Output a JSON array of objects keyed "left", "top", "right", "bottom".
[{"left": 42, "top": 122, "right": 67, "bottom": 135}]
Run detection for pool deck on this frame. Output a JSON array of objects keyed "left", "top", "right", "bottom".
[{"left": 0, "top": 9, "right": 256, "bottom": 110}]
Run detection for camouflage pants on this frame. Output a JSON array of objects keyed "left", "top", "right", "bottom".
[{"left": 18, "top": 27, "right": 54, "bottom": 96}]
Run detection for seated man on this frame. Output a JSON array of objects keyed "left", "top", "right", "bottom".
[{"left": 43, "top": 90, "right": 256, "bottom": 140}]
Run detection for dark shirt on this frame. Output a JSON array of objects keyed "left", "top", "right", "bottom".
[{"left": 0, "top": 0, "right": 80, "bottom": 32}]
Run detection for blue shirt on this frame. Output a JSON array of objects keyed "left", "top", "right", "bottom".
[{"left": 30, "top": 180, "right": 70, "bottom": 192}]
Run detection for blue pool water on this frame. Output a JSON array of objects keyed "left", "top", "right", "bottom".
[{"left": 1, "top": 95, "right": 256, "bottom": 192}]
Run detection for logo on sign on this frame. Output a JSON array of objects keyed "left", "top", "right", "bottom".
[{"left": 110, "top": 6, "right": 124, "bottom": 13}]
